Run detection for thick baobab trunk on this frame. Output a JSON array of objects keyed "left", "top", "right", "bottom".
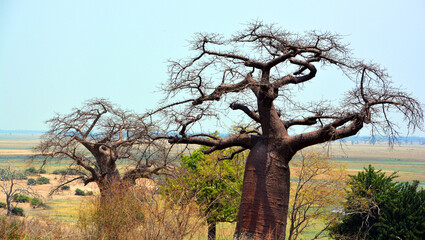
[
  {"left": 235, "top": 140, "right": 292, "bottom": 240},
  {"left": 94, "top": 145, "right": 121, "bottom": 199}
]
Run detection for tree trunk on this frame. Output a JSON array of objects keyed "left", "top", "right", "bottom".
[
  {"left": 234, "top": 139, "right": 292, "bottom": 240},
  {"left": 97, "top": 169, "right": 121, "bottom": 199},
  {"left": 208, "top": 220, "right": 217, "bottom": 240},
  {"left": 6, "top": 195, "right": 11, "bottom": 216}
]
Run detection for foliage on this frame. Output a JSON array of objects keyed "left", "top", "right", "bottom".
[
  {"left": 163, "top": 145, "right": 245, "bottom": 239},
  {"left": 11, "top": 207, "right": 25, "bottom": 217},
  {"left": 36, "top": 176, "right": 50, "bottom": 185},
  {"left": 53, "top": 168, "right": 80, "bottom": 175},
  {"left": 25, "top": 167, "right": 46, "bottom": 175},
  {"left": 27, "top": 178, "right": 37, "bottom": 185},
  {"left": 30, "top": 197, "right": 45, "bottom": 208},
  {"left": 12, "top": 194, "right": 31, "bottom": 203},
  {"left": 0, "top": 202, "right": 5, "bottom": 208},
  {"left": 287, "top": 152, "right": 347, "bottom": 240},
  {"left": 75, "top": 188, "right": 86, "bottom": 196},
  {"left": 329, "top": 165, "right": 425, "bottom": 240},
  {"left": 61, "top": 185, "right": 70, "bottom": 190}
]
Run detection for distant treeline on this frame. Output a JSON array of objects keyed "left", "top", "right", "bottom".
[
  {"left": 1, "top": 130, "right": 425, "bottom": 145},
  {"left": 340, "top": 136, "right": 425, "bottom": 145}
]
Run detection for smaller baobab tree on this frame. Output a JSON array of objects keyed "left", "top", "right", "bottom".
[{"left": 34, "top": 99, "right": 173, "bottom": 198}]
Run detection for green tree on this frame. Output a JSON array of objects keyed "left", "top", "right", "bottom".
[
  {"left": 329, "top": 165, "right": 425, "bottom": 240},
  {"left": 163, "top": 146, "right": 245, "bottom": 240}
]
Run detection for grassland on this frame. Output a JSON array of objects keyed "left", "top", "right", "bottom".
[{"left": 1, "top": 136, "right": 424, "bottom": 239}]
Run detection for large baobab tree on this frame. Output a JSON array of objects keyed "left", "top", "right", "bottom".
[
  {"left": 35, "top": 99, "right": 173, "bottom": 198},
  {"left": 156, "top": 22, "right": 424, "bottom": 239}
]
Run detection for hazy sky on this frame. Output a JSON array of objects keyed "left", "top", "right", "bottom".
[{"left": 1, "top": 0, "right": 425, "bottom": 136}]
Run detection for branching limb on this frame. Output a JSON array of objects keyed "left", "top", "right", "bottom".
[
  {"left": 218, "top": 147, "right": 248, "bottom": 161},
  {"left": 49, "top": 176, "right": 85, "bottom": 196},
  {"left": 230, "top": 103, "right": 260, "bottom": 123},
  {"left": 168, "top": 134, "right": 256, "bottom": 154}
]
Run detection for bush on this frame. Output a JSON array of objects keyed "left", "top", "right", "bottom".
[
  {"left": 36, "top": 176, "right": 50, "bottom": 185},
  {"left": 53, "top": 168, "right": 80, "bottom": 175},
  {"left": 329, "top": 165, "right": 425, "bottom": 240},
  {"left": 0, "top": 202, "right": 5, "bottom": 208},
  {"left": 30, "top": 198, "right": 45, "bottom": 208},
  {"left": 25, "top": 167, "right": 37, "bottom": 174},
  {"left": 13, "top": 194, "right": 30, "bottom": 203},
  {"left": 25, "top": 167, "right": 46, "bottom": 175},
  {"left": 11, "top": 207, "right": 24, "bottom": 217},
  {"left": 61, "top": 185, "right": 70, "bottom": 190},
  {"left": 75, "top": 188, "right": 86, "bottom": 196},
  {"left": 86, "top": 191, "right": 94, "bottom": 196},
  {"left": 27, "top": 178, "right": 37, "bottom": 185},
  {"left": 53, "top": 169, "right": 67, "bottom": 175},
  {"left": 78, "top": 185, "right": 204, "bottom": 240}
]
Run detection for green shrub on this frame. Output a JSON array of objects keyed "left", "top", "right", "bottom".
[
  {"left": 53, "top": 169, "right": 67, "bottom": 175},
  {"left": 86, "top": 191, "right": 94, "bottom": 196},
  {"left": 0, "top": 202, "right": 6, "bottom": 208},
  {"left": 11, "top": 207, "right": 24, "bottom": 216},
  {"left": 25, "top": 167, "right": 37, "bottom": 174},
  {"left": 75, "top": 188, "right": 86, "bottom": 196},
  {"left": 36, "top": 176, "right": 50, "bottom": 185},
  {"left": 27, "top": 178, "right": 37, "bottom": 185},
  {"left": 12, "top": 194, "right": 30, "bottom": 203},
  {"left": 61, "top": 185, "right": 70, "bottom": 190},
  {"left": 53, "top": 168, "right": 79, "bottom": 175},
  {"left": 25, "top": 167, "right": 46, "bottom": 174},
  {"left": 30, "top": 198, "right": 45, "bottom": 208}
]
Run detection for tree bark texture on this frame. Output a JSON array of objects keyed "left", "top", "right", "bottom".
[{"left": 235, "top": 139, "right": 292, "bottom": 240}]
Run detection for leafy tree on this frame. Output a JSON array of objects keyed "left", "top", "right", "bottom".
[
  {"left": 156, "top": 21, "right": 424, "bottom": 239},
  {"left": 329, "top": 165, "right": 425, "bottom": 239},
  {"left": 288, "top": 152, "right": 347, "bottom": 240},
  {"left": 163, "top": 146, "right": 245, "bottom": 240}
]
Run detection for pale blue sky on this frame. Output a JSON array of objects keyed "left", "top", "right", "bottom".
[{"left": 1, "top": 0, "right": 424, "bottom": 136}]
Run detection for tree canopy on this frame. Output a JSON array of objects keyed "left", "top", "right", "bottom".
[{"left": 35, "top": 99, "right": 174, "bottom": 196}]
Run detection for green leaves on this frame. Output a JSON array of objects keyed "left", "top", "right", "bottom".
[
  {"left": 329, "top": 165, "right": 425, "bottom": 240},
  {"left": 163, "top": 145, "right": 246, "bottom": 224}
]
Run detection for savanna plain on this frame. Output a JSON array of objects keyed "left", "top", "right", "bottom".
[{"left": 1, "top": 134, "right": 424, "bottom": 239}]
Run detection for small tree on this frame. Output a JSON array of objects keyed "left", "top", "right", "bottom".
[
  {"left": 0, "top": 166, "right": 36, "bottom": 216},
  {"left": 288, "top": 152, "right": 347, "bottom": 240},
  {"left": 163, "top": 146, "right": 245, "bottom": 240},
  {"left": 34, "top": 99, "right": 174, "bottom": 199},
  {"left": 329, "top": 165, "right": 425, "bottom": 239}
]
